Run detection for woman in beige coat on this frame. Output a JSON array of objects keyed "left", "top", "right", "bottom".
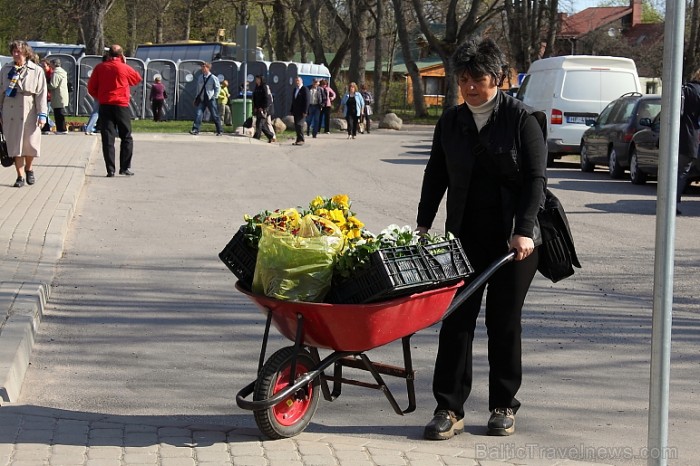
[{"left": 0, "top": 40, "right": 48, "bottom": 187}]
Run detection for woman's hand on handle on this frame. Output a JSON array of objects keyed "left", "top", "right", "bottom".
[{"left": 509, "top": 235, "right": 535, "bottom": 261}]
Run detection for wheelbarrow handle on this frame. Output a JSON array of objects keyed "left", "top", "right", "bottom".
[{"left": 441, "top": 250, "right": 516, "bottom": 321}]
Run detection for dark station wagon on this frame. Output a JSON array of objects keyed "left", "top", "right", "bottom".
[{"left": 580, "top": 92, "right": 661, "bottom": 178}]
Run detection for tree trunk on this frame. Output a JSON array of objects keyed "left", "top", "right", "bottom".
[
  {"left": 409, "top": 0, "right": 502, "bottom": 108},
  {"left": 154, "top": 0, "right": 173, "bottom": 43},
  {"left": 273, "top": 0, "right": 293, "bottom": 60},
  {"left": 372, "top": 0, "right": 384, "bottom": 116},
  {"left": 125, "top": 0, "right": 138, "bottom": 56},
  {"left": 393, "top": 0, "right": 427, "bottom": 117},
  {"left": 347, "top": 1, "right": 370, "bottom": 86},
  {"left": 74, "top": 0, "right": 115, "bottom": 55}
]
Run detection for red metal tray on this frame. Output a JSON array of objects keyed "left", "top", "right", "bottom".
[{"left": 235, "top": 281, "right": 462, "bottom": 352}]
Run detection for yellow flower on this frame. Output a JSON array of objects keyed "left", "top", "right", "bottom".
[
  {"left": 345, "top": 228, "right": 362, "bottom": 240},
  {"left": 328, "top": 209, "right": 347, "bottom": 227},
  {"left": 315, "top": 208, "right": 330, "bottom": 218},
  {"left": 310, "top": 196, "right": 325, "bottom": 210},
  {"left": 347, "top": 216, "right": 364, "bottom": 229},
  {"left": 331, "top": 194, "right": 350, "bottom": 210}
]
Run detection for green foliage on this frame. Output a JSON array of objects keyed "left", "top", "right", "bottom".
[{"left": 334, "top": 225, "right": 454, "bottom": 279}]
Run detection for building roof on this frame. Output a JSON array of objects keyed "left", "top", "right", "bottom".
[{"left": 559, "top": 6, "right": 632, "bottom": 39}]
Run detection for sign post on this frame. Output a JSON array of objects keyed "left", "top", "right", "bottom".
[{"left": 235, "top": 25, "right": 257, "bottom": 128}]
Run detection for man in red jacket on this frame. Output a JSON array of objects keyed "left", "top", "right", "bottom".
[{"left": 88, "top": 44, "right": 142, "bottom": 177}]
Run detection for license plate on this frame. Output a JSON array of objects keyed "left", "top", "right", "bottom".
[{"left": 566, "top": 116, "right": 589, "bottom": 124}]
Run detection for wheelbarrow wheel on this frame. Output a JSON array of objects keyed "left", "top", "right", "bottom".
[{"left": 253, "top": 346, "right": 320, "bottom": 439}]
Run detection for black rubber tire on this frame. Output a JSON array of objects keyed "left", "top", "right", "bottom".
[
  {"left": 629, "top": 148, "right": 648, "bottom": 185},
  {"left": 580, "top": 143, "right": 594, "bottom": 172},
  {"left": 608, "top": 147, "right": 624, "bottom": 179},
  {"left": 253, "top": 347, "right": 320, "bottom": 439}
]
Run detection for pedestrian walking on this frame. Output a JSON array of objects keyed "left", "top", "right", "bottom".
[
  {"left": 416, "top": 37, "right": 547, "bottom": 440},
  {"left": 340, "top": 82, "right": 364, "bottom": 139},
  {"left": 0, "top": 40, "right": 48, "bottom": 188},
  {"left": 189, "top": 62, "right": 223, "bottom": 136}
]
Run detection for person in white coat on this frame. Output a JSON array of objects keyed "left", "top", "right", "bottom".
[{"left": 0, "top": 40, "right": 48, "bottom": 187}]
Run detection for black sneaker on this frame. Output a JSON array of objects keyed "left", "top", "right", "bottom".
[
  {"left": 189, "top": 129, "right": 199, "bottom": 135},
  {"left": 487, "top": 408, "right": 515, "bottom": 436},
  {"left": 26, "top": 170, "right": 35, "bottom": 185},
  {"left": 13, "top": 177, "right": 25, "bottom": 188},
  {"left": 423, "top": 410, "right": 464, "bottom": 440}
]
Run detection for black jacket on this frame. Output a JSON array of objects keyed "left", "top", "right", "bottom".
[
  {"left": 680, "top": 81, "right": 700, "bottom": 158},
  {"left": 417, "top": 91, "right": 547, "bottom": 244},
  {"left": 252, "top": 84, "right": 269, "bottom": 111},
  {"left": 290, "top": 85, "right": 310, "bottom": 118}
]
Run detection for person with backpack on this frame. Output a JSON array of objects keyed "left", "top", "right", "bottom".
[
  {"left": 416, "top": 37, "right": 547, "bottom": 441},
  {"left": 359, "top": 83, "right": 373, "bottom": 134}
]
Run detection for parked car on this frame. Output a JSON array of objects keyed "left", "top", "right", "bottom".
[
  {"left": 517, "top": 55, "right": 642, "bottom": 166},
  {"left": 629, "top": 114, "right": 700, "bottom": 185},
  {"left": 580, "top": 92, "right": 661, "bottom": 178}
]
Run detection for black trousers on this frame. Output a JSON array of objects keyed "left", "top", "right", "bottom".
[
  {"left": 432, "top": 244, "right": 539, "bottom": 418},
  {"left": 99, "top": 104, "right": 133, "bottom": 175},
  {"left": 151, "top": 99, "right": 164, "bottom": 121},
  {"left": 293, "top": 114, "right": 305, "bottom": 143},
  {"left": 321, "top": 106, "right": 332, "bottom": 132},
  {"left": 346, "top": 113, "right": 359, "bottom": 136},
  {"left": 54, "top": 107, "right": 67, "bottom": 132},
  {"left": 677, "top": 152, "right": 698, "bottom": 204}
]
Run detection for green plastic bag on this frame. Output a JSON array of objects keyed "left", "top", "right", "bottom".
[{"left": 252, "top": 215, "right": 344, "bottom": 302}]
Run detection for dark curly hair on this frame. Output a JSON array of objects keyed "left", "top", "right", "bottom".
[{"left": 452, "top": 38, "right": 507, "bottom": 83}]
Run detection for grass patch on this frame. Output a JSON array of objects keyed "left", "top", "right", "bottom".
[{"left": 390, "top": 108, "right": 441, "bottom": 125}]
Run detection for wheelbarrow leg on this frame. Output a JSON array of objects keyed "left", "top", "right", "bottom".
[
  {"left": 257, "top": 310, "right": 274, "bottom": 375},
  {"left": 401, "top": 335, "right": 417, "bottom": 414},
  {"left": 354, "top": 335, "right": 416, "bottom": 415}
]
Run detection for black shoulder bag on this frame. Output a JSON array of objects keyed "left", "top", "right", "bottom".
[
  {"left": 526, "top": 110, "right": 581, "bottom": 282},
  {"left": 537, "top": 188, "right": 581, "bottom": 282},
  {"left": 1, "top": 123, "right": 14, "bottom": 168}
]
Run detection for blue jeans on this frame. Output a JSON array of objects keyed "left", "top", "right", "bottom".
[
  {"left": 193, "top": 98, "right": 222, "bottom": 133},
  {"left": 306, "top": 105, "right": 321, "bottom": 136},
  {"left": 86, "top": 102, "right": 99, "bottom": 133}
]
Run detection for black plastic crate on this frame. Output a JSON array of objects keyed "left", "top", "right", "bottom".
[
  {"left": 327, "top": 244, "right": 437, "bottom": 304},
  {"left": 327, "top": 239, "right": 473, "bottom": 305},
  {"left": 219, "top": 226, "right": 258, "bottom": 289},
  {"left": 422, "top": 239, "right": 474, "bottom": 283}
]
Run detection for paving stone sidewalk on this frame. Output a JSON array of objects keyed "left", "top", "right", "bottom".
[{"left": 0, "top": 132, "right": 613, "bottom": 466}]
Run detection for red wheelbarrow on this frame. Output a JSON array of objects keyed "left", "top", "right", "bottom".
[{"left": 234, "top": 251, "right": 515, "bottom": 439}]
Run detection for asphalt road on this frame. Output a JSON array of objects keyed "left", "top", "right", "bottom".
[{"left": 16, "top": 128, "right": 699, "bottom": 465}]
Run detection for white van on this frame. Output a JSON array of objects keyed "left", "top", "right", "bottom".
[{"left": 516, "top": 56, "right": 641, "bottom": 164}]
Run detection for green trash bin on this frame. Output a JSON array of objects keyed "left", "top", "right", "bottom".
[{"left": 231, "top": 98, "right": 253, "bottom": 129}]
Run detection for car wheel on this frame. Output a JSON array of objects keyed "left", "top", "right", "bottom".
[
  {"left": 608, "top": 147, "right": 624, "bottom": 179},
  {"left": 580, "top": 143, "right": 594, "bottom": 172},
  {"left": 629, "top": 148, "right": 648, "bottom": 185}
]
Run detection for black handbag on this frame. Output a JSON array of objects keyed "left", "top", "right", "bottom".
[
  {"left": 537, "top": 189, "right": 581, "bottom": 282},
  {"left": 1, "top": 124, "right": 14, "bottom": 168}
]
